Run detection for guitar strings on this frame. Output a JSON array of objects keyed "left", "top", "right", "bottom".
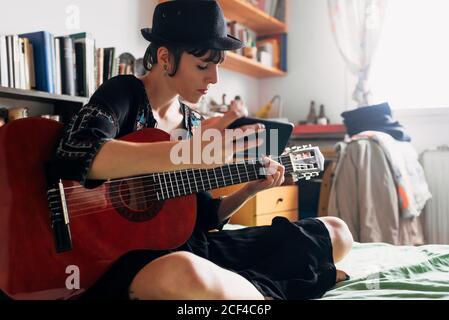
[
  {"left": 48, "top": 157, "right": 296, "bottom": 204},
  {"left": 47, "top": 160, "right": 302, "bottom": 209},
  {"left": 63, "top": 175, "right": 263, "bottom": 217},
  {"left": 56, "top": 171, "right": 263, "bottom": 217},
  {"left": 57, "top": 154, "right": 294, "bottom": 192},
  {"left": 49, "top": 157, "right": 269, "bottom": 200},
  {"left": 50, "top": 163, "right": 298, "bottom": 217},
  {"left": 47, "top": 160, "right": 303, "bottom": 212},
  {"left": 50, "top": 162, "right": 296, "bottom": 215},
  {"left": 55, "top": 153, "right": 305, "bottom": 199},
  {"left": 46, "top": 153, "right": 316, "bottom": 217}
]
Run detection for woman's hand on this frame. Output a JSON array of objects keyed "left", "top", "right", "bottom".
[
  {"left": 229, "top": 99, "right": 249, "bottom": 117},
  {"left": 191, "top": 110, "right": 265, "bottom": 167},
  {"left": 243, "top": 155, "right": 285, "bottom": 197}
]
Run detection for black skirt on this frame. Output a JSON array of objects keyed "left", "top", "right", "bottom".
[{"left": 80, "top": 217, "right": 336, "bottom": 300}]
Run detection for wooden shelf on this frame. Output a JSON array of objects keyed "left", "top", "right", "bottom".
[
  {"left": 222, "top": 52, "right": 286, "bottom": 78},
  {"left": 0, "top": 86, "right": 88, "bottom": 105},
  {"left": 218, "top": 0, "right": 287, "bottom": 35}
]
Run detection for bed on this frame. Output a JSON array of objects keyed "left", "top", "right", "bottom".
[
  {"left": 224, "top": 224, "right": 449, "bottom": 300},
  {"left": 322, "top": 242, "right": 449, "bottom": 299}
]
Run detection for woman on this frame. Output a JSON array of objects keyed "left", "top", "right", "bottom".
[{"left": 51, "top": 0, "right": 353, "bottom": 300}]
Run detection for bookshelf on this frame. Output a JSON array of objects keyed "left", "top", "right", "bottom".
[
  {"left": 159, "top": 0, "right": 288, "bottom": 78},
  {"left": 0, "top": 86, "right": 87, "bottom": 123},
  {"left": 220, "top": 0, "right": 288, "bottom": 78},
  {"left": 222, "top": 51, "right": 286, "bottom": 78},
  {"left": 0, "top": 86, "right": 87, "bottom": 105}
]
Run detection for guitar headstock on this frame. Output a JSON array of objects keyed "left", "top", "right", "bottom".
[{"left": 284, "top": 145, "right": 325, "bottom": 182}]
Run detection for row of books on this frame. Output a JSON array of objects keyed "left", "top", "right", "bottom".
[
  {"left": 0, "top": 31, "right": 137, "bottom": 97},
  {"left": 227, "top": 20, "right": 257, "bottom": 55},
  {"left": 246, "top": 0, "right": 286, "bottom": 22}
]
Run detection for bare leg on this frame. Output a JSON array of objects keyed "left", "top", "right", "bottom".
[
  {"left": 317, "top": 217, "right": 354, "bottom": 282},
  {"left": 129, "top": 251, "right": 265, "bottom": 300}
]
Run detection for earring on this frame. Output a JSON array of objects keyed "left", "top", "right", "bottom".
[{"left": 163, "top": 64, "right": 168, "bottom": 76}]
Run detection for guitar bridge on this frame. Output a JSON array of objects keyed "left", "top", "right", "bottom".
[{"left": 47, "top": 179, "right": 72, "bottom": 252}]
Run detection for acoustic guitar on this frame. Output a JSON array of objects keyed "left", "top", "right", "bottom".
[{"left": 0, "top": 118, "right": 323, "bottom": 300}]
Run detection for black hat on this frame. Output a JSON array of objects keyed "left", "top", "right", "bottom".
[{"left": 141, "top": 0, "right": 243, "bottom": 50}]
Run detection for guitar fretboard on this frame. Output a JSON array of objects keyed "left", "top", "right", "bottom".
[{"left": 145, "top": 155, "right": 292, "bottom": 200}]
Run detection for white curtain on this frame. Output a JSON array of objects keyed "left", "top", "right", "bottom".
[{"left": 328, "top": 0, "right": 388, "bottom": 107}]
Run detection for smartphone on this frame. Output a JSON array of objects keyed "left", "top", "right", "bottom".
[{"left": 227, "top": 117, "right": 294, "bottom": 157}]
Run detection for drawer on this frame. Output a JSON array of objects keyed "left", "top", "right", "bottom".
[
  {"left": 254, "top": 185, "right": 298, "bottom": 215},
  {"left": 255, "top": 210, "right": 299, "bottom": 226}
]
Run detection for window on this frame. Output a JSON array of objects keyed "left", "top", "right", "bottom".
[{"left": 370, "top": 0, "right": 449, "bottom": 109}]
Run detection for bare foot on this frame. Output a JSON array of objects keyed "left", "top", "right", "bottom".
[{"left": 336, "top": 269, "right": 350, "bottom": 283}]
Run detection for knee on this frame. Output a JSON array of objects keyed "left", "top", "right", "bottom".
[
  {"left": 318, "top": 217, "right": 353, "bottom": 262},
  {"left": 129, "top": 251, "right": 212, "bottom": 300},
  {"left": 167, "top": 252, "right": 213, "bottom": 296}
]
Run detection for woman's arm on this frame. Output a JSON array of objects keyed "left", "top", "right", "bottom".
[
  {"left": 216, "top": 186, "right": 256, "bottom": 223},
  {"left": 216, "top": 156, "right": 285, "bottom": 223},
  {"left": 87, "top": 139, "right": 197, "bottom": 180},
  {"left": 88, "top": 110, "right": 264, "bottom": 180}
]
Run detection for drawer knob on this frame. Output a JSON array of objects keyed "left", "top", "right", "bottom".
[{"left": 276, "top": 198, "right": 283, "bottom": 204}]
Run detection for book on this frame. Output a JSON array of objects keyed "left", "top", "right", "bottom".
[
  {"left": 103, "top": 47, "right": 115, "bottom": 82},
  {"left": 96, "top": 48, "right": 104, "bottom": 88},
  {"left": 0, "top": 35, "right": 9, "bottom": 87},
  {"left": 74, "top": 41, "right": 86, "bottom": 97},
  {"left": 70, "top": 32, "right": 96, "bottom": 97},
  {"left": 12, "top": 35, "right": 21, "bottom": 89},
  {"left": 19, "top": 31, "right": 55, "bottom": 93},
  {"left": 6, "top": 35, "right": 14, "bottom": 88},
  {"left": 270, "top": 0, "right": 278, "bottom": 17},
  {"left": 279, "top": 33, "right": 287, "bottom": 72},
  {"left": 22, "top": 38, "right": 33, "bottom": 90},
  {"left": 54, "top": 37, "right": 62, "bottom": 94},
  {"left": 256, "top": 0, "right": 266, "bottom": 12},
  {"left": 24, "top": 39, "right": 35, "bottom": 89},
  {"left": 18, "top": 38, "right": 26, "bottom": 89},
  {"left": 274, "top": 0, "right": 286, "bottom": 22},
  {"left": 55, "top": 36, "right": 76, "bottom": 96}
]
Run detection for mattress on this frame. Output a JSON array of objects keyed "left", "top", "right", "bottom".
[{"left": 322, "top": 242, "right": 449, "bottom": 299}]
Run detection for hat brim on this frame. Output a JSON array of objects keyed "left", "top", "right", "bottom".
[{"left": 141, "top": 28, "right": 244, "bottom": 51}]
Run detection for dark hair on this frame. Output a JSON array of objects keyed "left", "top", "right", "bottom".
[{"left": 143, "top": 42, "right": 225, "bottom": 76}]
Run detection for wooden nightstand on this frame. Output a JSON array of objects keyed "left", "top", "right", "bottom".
[{"left": 210, "top": 184, "right": 299, "bottom": 227}]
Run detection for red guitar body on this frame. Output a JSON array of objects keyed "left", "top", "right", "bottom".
[{"left": 0, "top": 118, "right": 196, "bottom": 299}]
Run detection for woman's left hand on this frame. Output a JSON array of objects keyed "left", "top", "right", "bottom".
[{"left": 243, "top": 155, "right": 285, "bottom": 196}]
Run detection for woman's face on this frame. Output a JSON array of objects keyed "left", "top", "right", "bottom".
[{"left": 168, "top": 51, "right": 221, "bottom": 104}]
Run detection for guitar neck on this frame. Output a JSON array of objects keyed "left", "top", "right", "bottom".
[{"left": 150, "top": 155, "right": 292, "bottom": 200}]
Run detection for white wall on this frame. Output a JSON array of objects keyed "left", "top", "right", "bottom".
[
  {"left": 258, "top": 0, "right": 449, "bottom": 153},
  {"left": 0, "top": 0, "right": 259, "bottom": 111},
  {"left": 393, "top": 108, "right": 449, "bottom": 153},
  {"left": 259, "top": 0, "right": 348, "bottom": 124}
]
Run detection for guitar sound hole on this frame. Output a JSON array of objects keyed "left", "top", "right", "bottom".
[{"left": 108, "top": 179, "right": 164, "bottom": 222}]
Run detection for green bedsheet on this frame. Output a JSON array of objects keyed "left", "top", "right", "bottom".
[{"left": 322, "top": 242, "right": 449, "bottom": 299}]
